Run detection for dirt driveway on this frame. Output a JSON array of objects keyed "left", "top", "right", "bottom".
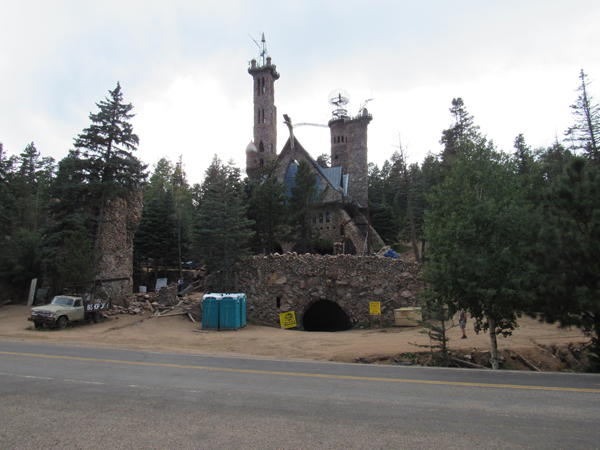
[{"left": 0, "top": 302, "right": 590, "bottom": 371}]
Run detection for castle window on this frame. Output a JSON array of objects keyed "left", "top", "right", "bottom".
[
  {"left": 335, "top": 155, "right": 338, "bottom": 159},
  {"left": 260, "top": 158, "right": 264, "bottom": 167},
  {"left": 326, "top": 212, "right": 330, "bottom": 223},
  {"left": 259, "top": 141, "right": 265, "bottom": 152},
  {"left": 319, "top": 214, "right": 323, "bottom": 223},
  {"left": 262, "top": 78, "right": 266, "bottom": 94}
]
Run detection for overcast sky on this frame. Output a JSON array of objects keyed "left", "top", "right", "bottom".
[{"left": 2, "top": 0, "right": 599, "bottom": 184}]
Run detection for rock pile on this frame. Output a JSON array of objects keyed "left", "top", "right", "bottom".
[{"left": 105, "top": 283, "right": 202, "bottom": 322}]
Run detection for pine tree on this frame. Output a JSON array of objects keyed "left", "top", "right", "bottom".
[
  {"left": 440, "top": 98, "right": 482, "bottom": 167},
  {"left": 532, "top": 157, "right": 600, "bottom": 371},
  {"left": 565, "top": 70, "right": 600, "bottom": 161},
  {"left": 288, "top": 160, "right": 320, "bottom": 254},
  {"left": 247, "top": 162, "right": 287, "bottom": 254},
  {"left": 194, "top": 156, "right": 255, "bottom": 292},
  {"left": 43, "top": 83, "right": 146, "bottom": 291},
  {"left": 424, "top": 140, "right": 539, "bottom": 369},
  {"left": 71, "top": 82, "right": 147, "bottom": 250}
]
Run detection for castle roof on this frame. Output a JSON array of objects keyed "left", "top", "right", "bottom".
[{"left": 277, "top": 136, "right": 345, "bottom": 197}]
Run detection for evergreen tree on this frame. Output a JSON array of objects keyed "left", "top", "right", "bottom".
[
  {"left": 511, "top": 134, "right": 546, "bottom": 207},
  {"left": 14, "top": 142, "right": 55, "bottom": 232},
  {"left": 0, "top": 142, "right": 54, "bottom": 291},
  {"left": 43, "top": 83, "right": 146, "bottom": 291},
  {"left": 144, "top": 157, "right": 174, "bottom": 203},
  {"left": 424, "top": 140, "right": 539, "bottom": 369},
  {"left": 288, "top": 160, "right": 320, "bottom": 254},
  {"left": 539, "top": 139, "right": 572, "bottom": 184},
  {"left": 71, "top": 82, "right": 147, "bottom": 250},
  {"left": 565, "top": 70, "right": 600, "bottom": 161},
  {"left": 440, "top": 98, "right": 482, "bottom": 167},
  {"left": 532, "top": 157, "right": 600, "bottom": 371},
  {"left": 247, "top": 161, "right": 287, "bottom": 254},
  {"left": 194, "top": 156, "right": 255, "bottom": 291},
  {"left": 0, "top": 143, "right": 17, "bottom": 238}
]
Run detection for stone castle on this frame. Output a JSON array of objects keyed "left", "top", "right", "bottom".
[{"left": 245, "top": 38, "right": 384, "bottom": 255}]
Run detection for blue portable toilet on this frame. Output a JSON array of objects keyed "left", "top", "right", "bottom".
[
  {"left": 219, "top": 295, "right": 241, "bottom": 330},
  {"left": 202, "top": 293, "right": 222, "bottom": 330},
  {"left": 227, "top": 293, "right": 247, "bottom": 327},
  {"left": 239, "top": 293, "right": 247, "bottom": 327}
]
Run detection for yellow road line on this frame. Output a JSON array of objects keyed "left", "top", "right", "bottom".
[{"left": 1, "top": 350, "right": 599, "bottom": 393}]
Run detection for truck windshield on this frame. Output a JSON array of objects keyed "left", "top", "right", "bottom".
[{"left": 51, "top": 297, "right": 75, "bottom": 307}]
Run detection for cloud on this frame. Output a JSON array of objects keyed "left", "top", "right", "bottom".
[{"left": 1, "top": 0, "right": 599, "bottom": 184}]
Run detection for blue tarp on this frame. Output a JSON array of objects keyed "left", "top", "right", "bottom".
[{"left": 384, "top": 249, "right": 399, "bottom": 259}]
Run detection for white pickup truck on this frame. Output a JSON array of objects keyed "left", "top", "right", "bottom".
[{"left": 28, "top": 295, "right": 110, "bottom": 330}]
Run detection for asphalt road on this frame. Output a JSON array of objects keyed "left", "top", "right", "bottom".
[{"left": 1, "top": 341, "right": 599, "bottom": 449}]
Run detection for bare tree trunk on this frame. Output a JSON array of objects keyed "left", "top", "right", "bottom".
[
  {"left": 488, "top": 315, "right": 500, "bottom": 370},
  {"left": 178, "top": 208, "right": 182, "bottom": 279},
  {"left": 396, "top": 134, "right": 420, "bottom": 262},
  {"left": 406, "top": 188, "right": 420, "bottom": 262}
]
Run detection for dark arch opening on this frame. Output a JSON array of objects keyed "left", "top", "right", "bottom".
[{"left": 303, "top": 300, "right": 352, "bottom": 332}]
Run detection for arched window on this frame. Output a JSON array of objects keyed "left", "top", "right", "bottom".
[{"left": 259, "top": 141, "right": 265, "bottom": 152}]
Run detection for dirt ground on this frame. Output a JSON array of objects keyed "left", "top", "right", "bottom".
[{"left": 0, "top": 300, "right": 592, "bottom": 372}]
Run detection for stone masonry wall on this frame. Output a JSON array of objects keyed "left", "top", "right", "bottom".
[
  {"left": 232, "top": 253, "right": 424, "bottom": 328},
  {"left": 97, "top": 189, "right": 143, "bottom": 297}
]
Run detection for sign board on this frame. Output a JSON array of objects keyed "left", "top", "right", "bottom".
[
  {"left": 155, "top": 278, "right": 168, "bottom": 292},
  {"left": 139, "top": 286, "right": 147, "bottom": 293},
  {"left": 27, "top": 278, "right": 38, "bottom": 306},
  {"left": 279, "top": 311, "right": 297, "bottom": 329},
  {"left": 369, "top": 301, "right": 381, "bottom": 316}
]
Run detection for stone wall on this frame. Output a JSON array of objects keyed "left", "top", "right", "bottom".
[{"left": 232, "top": 253, "right": 424, "bottom": 328}]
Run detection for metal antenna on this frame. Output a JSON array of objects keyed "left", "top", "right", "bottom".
[{"left": 248, "top": 32, "right": 268, "bottom": 66}]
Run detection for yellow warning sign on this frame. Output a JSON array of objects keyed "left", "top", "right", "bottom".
[
  {"left": 279, "top": 311, "right": 297, "bottom": 329},
  {"left": 369, "top": 302, "right": 381, "bottom": 316}
]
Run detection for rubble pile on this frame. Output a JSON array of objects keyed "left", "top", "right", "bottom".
[{"left": 105, "top": 283, "right": 203, "bottom": 322}]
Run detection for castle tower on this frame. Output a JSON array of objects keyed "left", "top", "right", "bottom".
[
  {"left": 329, "top": 109, "right": 372, "bottom": 208},
  {"left": 246, "top": 35, "right": 279, "bottom": 178}
]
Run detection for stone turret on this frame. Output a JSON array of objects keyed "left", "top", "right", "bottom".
[
  {"left": 247, "top": 53, "right": 280, "bottom": 178},
  {"left": 329, "top": 109, "right": 372, "bottom": 207}
]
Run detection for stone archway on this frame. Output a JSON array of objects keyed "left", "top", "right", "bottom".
[{"left": 302, "top": 300, "right": 352, "bottom": 332}]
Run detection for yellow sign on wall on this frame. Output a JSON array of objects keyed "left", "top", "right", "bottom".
[
  {"left": 279, "top": 311, "right": 297, "bottom": 329},
  {"left": 369, "top": 302, "right": 381, "bottom": 316}
]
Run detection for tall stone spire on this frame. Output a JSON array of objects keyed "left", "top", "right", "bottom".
[{"left": 246, "top": 35, "right": 279, "bottom": 178}]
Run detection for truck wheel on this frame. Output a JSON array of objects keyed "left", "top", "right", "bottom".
[
  {"left": 34, "top": 322, "right": 44, "bottom": 329},
  {"left": 93, "top": 311, "right": 103, "bottom": 323},
  {"left": 56, "top": 316, "right": 68, "bottom": 330}
]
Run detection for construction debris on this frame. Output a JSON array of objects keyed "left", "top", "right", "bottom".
[{"left": 105, "top": 282, "right": 203, "bottom": 323}]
